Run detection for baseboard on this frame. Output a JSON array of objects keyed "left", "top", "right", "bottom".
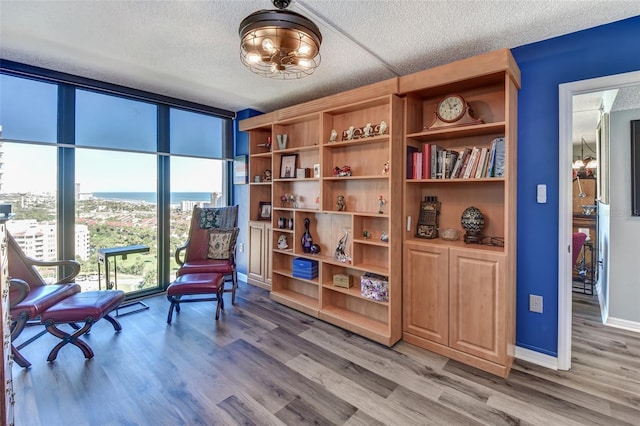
[
  {"left": 237, "top": 272, "right": 248, "bottom": 284},
  {"left": 515, "top": 346, "right": 558, "bottom": 370},
  {"left": 606, "top": 316, "right": 640, "bottom": 333}
]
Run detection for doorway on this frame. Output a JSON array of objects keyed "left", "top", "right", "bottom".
[{"left": 558, "top": 70, "right": 640, "bottom": 370}]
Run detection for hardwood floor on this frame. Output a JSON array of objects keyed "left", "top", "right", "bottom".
[{"left": 12, "top": 284, "right": 640, "bottom": 425}]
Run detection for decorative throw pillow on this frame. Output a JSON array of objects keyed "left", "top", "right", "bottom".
[{"left": 207, "top": 228, "right": 239, "bottom": 260}]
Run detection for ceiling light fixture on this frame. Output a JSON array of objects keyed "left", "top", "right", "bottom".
[{"left": 239, "top": 0, "right": 322, "bottom": 79}]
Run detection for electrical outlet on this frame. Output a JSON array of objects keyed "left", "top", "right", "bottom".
[
  {"left": 529, "top": 294, "right": 543, "bottom": 313},
  {"left": 238, "top": 243, "right": 244, "bottom": 253}
]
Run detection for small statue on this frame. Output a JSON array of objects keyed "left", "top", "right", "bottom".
[
  {"left": 333, "top": 165, "right": 352, "bottom": 177},
  {"left": 382, "top": 161, "right": 390, "bottom": 175},
  {"left": 281, "top": 194, "right": 288, "bottom": 207},
  {"left": 378, "top": 195, "right": 386, "bottom": 214},
  {"left": 289, "top": 194, "right": 298, "bottom": 208},
  {"left": 301, "top": 218, "right": 313, "bottom": 253},
  {"left": 345, "top": 126, "right": 355, "bottom": 140},
  {"left": 363, "top": 122, "right": 373, "bottom": 137},
  {"left": 336, "top": 195, "right": 346, "bottom": 211},
  {"left": 380, "top": 232, "right": 389, "bottom": 242},
  {"left": 378, "top": 121, "right": 387, "bottom": 135},
  {"left": 329, "top": 129, "right": 338, "bottom": 143},
  {"left": 335, "top": 228, "right": 351, "bottom": 263},
  {"left": 263, "top": 169, "right": 272, "bottom": 182},
  {"left": 277, "top": 234, "right": 288, "bottom": 249}
]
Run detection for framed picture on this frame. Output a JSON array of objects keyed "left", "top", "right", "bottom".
[
  {"left": 280, "top": 154, "right": 298, "bottom": 179},
  {"left": 233, "top": 155, "right": 248, "bottom": 184},
  {"left": 313, "top": 163, "right": 320, "bottom": 178},
  {"left": 258, "top": 201, "right": 272, "bottom": 221}
]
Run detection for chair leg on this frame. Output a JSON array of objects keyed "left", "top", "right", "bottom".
[
  {"left": 10, "top": 313, "right": 32, "bottom": 368},
  {"left": 167, "top": 295, "right": 178, "bottom": 324},
  {"left": 231, "top": 270, "right": 237, "bottom": 305},
  {"left": 44, "top": 320, "right": 95, "bottom": 362}
]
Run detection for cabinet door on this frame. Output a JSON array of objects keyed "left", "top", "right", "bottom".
[
  {"left": 449, "top": 248, "right": 506, "bottom": 364},
  {"left": 248, "top": 221, "right": 266, "bottom": 283},
  {"left": 403, "top": 242, "right": 449, "bottom": 345},
  {"left": 265, "top": 224, "right": 272, "bottom": 285}
]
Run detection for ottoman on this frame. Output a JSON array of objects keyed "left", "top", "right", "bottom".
[
  {"left": 166, "top": 272, "right": 225, "bottom": 323},
  {"left": 40, "top": 290, "right": 126, "bottom": 362}
]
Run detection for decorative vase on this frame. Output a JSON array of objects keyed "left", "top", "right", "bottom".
[
  {"left": 301, "top": 217, "right": 313, "bottom": 253},
  {"left": 277, "top": 134, "right": 288, "bottom": 150},
  {"left": 335, "top": 228, "right": 351, "bottom": 263},
  {"left": 461, "top": 206, "right": 485, "bottom": 244},
  {"left": 288, "top": 218, "right": 294, "bottom": 230}
]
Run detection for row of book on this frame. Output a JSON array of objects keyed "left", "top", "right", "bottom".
[{"left": 407, "top": 137, "right": 505, "bottom": 180}]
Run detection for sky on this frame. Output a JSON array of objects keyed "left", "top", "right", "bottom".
[{"left": 1, "top": 142, "right": 224, "bottom": 193}]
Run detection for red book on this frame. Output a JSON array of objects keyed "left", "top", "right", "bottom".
[{"left": 422, "top": 144, "right": 431, "bottom": 180}]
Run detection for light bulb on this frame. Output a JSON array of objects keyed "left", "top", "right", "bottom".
[
  {"left": 298, "top": 44, "right": 311, "bottom": 56},
  {"left": 262, "top": 38, "right": 276, "bottom": 54},
  {"left": 298, "top": 59, "right": 310, "bottom": 68},
  {"left": 247, "top": 53, "right": 261, "bottom": 63}
]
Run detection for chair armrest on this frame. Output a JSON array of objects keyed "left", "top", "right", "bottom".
[
  {"left": 26, "top": 258, "right": 81, "bottom": 284},
  {"left": 9, "top": 278, "right": 30, "bottom": 309},
  {"left": 175, "top": 240, "right": 189, "bottom": 267}
]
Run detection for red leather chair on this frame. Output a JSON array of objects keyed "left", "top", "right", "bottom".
[
  {"left": 7, "top": 231, "right": 81, "bottom": 368},
  {"left": 572, "top": 232, "right": 587, "bottom": 267},
  {"left": 174, "top": 205, "right": 240, "bottom": 304}
]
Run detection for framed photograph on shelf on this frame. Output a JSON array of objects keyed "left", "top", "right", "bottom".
[
  {"left": 313, "top": 163, "right": 320, "bottom": 178},
  {"left": 233, "top": 155, "right": 248, "bottom": 184},
  {"left": 258, "top": 202, "right": 272, "bottom": 221},
  {"left": 280, "top": 154, "right": 298, "bottom": 179}
]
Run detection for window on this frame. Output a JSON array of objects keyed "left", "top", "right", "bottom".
[{"left": 0, "top": 63, "right": 234, "bottom": 297}]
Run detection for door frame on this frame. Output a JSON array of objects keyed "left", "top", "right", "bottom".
[{"left": 557, "top": 70, "right": 640, "bottom": 370}]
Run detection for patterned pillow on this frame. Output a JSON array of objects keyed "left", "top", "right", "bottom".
[{"left": 207, "top": 228, "right": 239, "bottom": 260}]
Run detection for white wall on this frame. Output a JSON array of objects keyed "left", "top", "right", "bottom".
[{"left": 609, "top": 108, "right": 640, "bottom": 323}]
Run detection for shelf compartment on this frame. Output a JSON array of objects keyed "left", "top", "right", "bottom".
[
  {"left": 322, "top": 97, "right": 391, "bottom": 145},
  {"left": 273, "top": 113, "right": 320, "bottom": 150},
  {"left": 352, "top": 215, "right": 388, "bottom": 243},
  {"left": 273, "top": 148, "right": 320, "bottom": 180},
  {"left": 319, "top": 292, "right": 390, "bottom": 343},
  {"left": 273, "top": 179, "right": 321, "bottom": 210},
  {"left": 404, "top": 78, "right": 506, "bottom": 135},
  {"left": 323, "top": 140, "right": 390, "bottom": 179},
  {"left": 404, "top": 181, "right": 506, "bottom": 249},
  {"left": 250, "top": 185, "right": 272, "bottom": 222},
  {"left": 321, "top": 263, "right": 390, "bottom": 305},
  {"left": 270, "top": 280, "right": 319, "bottom": 318},
  {"left": 322, "top": 179, "right": 389, "bottom": 214},
  {"left": 292, "top": 211, "right": 352, "bottom": 258}
]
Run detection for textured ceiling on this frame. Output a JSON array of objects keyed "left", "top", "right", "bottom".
[{"left": 1, "top": 0, "right": 639, "bottom": 118}]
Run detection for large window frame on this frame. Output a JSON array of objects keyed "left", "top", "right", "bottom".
[{"left": 0, "top": 59, "right": 235, "bottom": 296}]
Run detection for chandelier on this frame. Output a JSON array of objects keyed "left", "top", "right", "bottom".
[{"left": 239, "top": 0, "right": 322, "bottom": 79}]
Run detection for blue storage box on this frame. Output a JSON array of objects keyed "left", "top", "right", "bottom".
[{"left": 292, "top": 257, "right": 318, "bottom": 279}]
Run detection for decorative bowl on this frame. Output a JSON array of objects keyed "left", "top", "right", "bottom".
[{"left": 440, "top": 228, "right": 460, "bottom": 241}]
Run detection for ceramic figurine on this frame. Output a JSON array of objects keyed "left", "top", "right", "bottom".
[
  {"left": 336, "top": 195, "right": 346, "bottom": 211},
  {"left": 263, "top": 169, "right": 272, "bottom": 182},
  {"left": 329, "top": 129, "right": 338, "bottom": 143},
  {"left": 380, "top": 232, "right": 389, "bottom": 242},
  {"left": 378, "top": 195, "right": 386, "bottom": 214},
  {"left": 301, "top": 217, "right": 313, "bottom": 253},
  {"left": 382, "top": 161, "right": 390, "bottom": 175},
  {"left": 346, "top": 126, "right": 355, "bottom": 140},
  {"left": 277, "top": 234, "right": 288, "bottom": 249},
  {"left": 363, "top": 122, "right": 373, "bottom": 137},
  {"left": 378, "top": 121, "right": 387, "bottom": 135}
]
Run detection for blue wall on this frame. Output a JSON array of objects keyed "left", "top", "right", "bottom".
[
  {"left": 233, "top": 108, "right": 262, "bottom": 276},
  {"left": 512, "top": 15, "right": 640, "bottom": 356}
]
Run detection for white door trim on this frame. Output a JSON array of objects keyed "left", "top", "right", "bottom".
[{"left": 557, "top": 70, "right": 640, "bottom": 370}]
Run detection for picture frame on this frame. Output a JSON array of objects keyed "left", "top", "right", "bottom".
[
  {"left": 258, "top": 201, "right": 272, "bottom": 221},
  {"left": 233, "top": 155, "right": 248, "bottom": 184},
  {"left": 280, "top": 154, "right": 298, "bottom": 179},
  {"left": 313, "top": 163, "right": 320, "bottom": 178}
]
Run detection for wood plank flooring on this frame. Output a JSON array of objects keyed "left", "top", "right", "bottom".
[{"left": 11, "top": 285, "right": 640, "bottom": 425}]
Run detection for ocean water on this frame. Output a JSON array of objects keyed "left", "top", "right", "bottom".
[{"left": 93, "top": 192, "right": 214, "bottom": 204}]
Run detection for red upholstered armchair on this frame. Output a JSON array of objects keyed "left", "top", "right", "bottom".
[
  {"left": 7, "top": 231, "right": 81, "bottom": 368},
  {"left": 175, "top": 205, "right": 240, "bottom": 304}
]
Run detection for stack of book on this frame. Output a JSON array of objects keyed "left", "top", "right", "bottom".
[{"left": 407, "top": 137, "right": 505, "bottom": 179}]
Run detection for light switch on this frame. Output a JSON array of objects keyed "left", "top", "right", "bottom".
[{"left": 537, "top": 184, "right": 547, "bottom": 203}]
